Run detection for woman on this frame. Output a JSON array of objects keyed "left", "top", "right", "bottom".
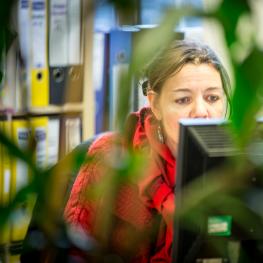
[{"left": 64, "top": 40, "right": 231, "bottom": 262}]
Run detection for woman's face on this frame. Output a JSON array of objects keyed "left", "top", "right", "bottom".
[{"left": 148, "top": 63, "right": 226, "bottom": 156}]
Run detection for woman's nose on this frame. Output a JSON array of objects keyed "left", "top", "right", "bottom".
[{"left": 190, "top": 100, "right": 209, "bottom": 118}]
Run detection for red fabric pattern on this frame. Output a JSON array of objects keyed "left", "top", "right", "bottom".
[
  {"left": 64, "top": 108, "right": 176, "bottom": 262},
  {"left": 132, "top": 108, "right": 176, "bottom": 262}
]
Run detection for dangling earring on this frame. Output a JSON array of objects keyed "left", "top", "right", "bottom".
[{"left": 157, "top": 122, "right": 164, "bottom": 144}]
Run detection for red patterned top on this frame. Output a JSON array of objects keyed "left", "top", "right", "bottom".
[{"left": 64, "top": 107, "right": 176, "bottom": 262}]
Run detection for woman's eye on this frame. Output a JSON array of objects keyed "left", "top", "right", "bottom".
[
  {"left": 175, "top": 97, "right": 191, "bottom": 105},
  {"left": 206, "top": 95, "right": 220, "bottom": 103}
]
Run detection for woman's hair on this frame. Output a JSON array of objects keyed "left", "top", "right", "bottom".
[{"left": 143, "top": 39, "right": 232, "bottom": 116}]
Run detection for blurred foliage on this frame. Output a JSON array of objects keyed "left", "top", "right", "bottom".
[
  {"left": 213, "top": 0, "right": 263, "bottom": 147},
  {"left": 0, "top": 0, "right": 263, "bottom": 262},
  {"left": 214, "top": 0, "right": 250, "bottom": 47}
]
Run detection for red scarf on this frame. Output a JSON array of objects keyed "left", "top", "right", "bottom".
[
  {"left": 132, "top": 107, "right": 176, "bottom": 187},
  {"left": 130, "top": 107, "right": 176, "bottom": 262}
]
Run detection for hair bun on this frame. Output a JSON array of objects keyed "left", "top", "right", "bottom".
[{"left": 141, "top": 79, "right": 148, "bottom": 96}]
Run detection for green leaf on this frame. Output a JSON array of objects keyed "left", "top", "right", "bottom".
[
  {"left": 0, "top": 128, "right": 38, "bottom": 173},
  {"left": 215, "top": 0, "right": 251, "bottom": 46},
  {"left": 231, "top": 47, "right": 263, "bottom": 146}
]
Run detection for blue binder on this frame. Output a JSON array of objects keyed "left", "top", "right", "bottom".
[{"left": 108, "top": 30, "right": 132, "bottom": 130}]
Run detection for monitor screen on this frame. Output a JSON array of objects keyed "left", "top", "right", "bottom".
[{"left": 172, "top": 119, "right": 263, "bottom": 263}]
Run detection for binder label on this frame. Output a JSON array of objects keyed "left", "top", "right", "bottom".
[
  {"left": 35, "top": 127, "right": 47, "bottom": 168},
  {"left": 21, "top": 0, "right": 29, "bottom": 8},
  {"left": 4, "top": 170, "right": 11, "bottom": 194},
  {"left": 32, "top": 1, "right": 45, "bottom": 10}
]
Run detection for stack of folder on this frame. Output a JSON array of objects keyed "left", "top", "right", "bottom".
[{"left": 16, "top": 0, "right": 84, "bottom": 109}]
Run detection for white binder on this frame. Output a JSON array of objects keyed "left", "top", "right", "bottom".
[
  {"left": 47, "top": 117, "right": 60, "bottom": 167},
  {"left": 30, "top": 0, "right": 49, "bottom": 107}
]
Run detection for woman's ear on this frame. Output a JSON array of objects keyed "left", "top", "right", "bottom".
[{"left": 147, "top": 90, "right": 162, "bottom": 120}]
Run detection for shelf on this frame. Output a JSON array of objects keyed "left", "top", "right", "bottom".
[
  {"left": 0, "top": 103, "right": 84, "bottom": 117},
  {"left": 29, "top": 103, "right": 84, "bottom": 114}
]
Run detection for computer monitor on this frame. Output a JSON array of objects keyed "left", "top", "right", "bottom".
[{"left": 172, "top": 119, "right": 263, "bottom": 263}]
